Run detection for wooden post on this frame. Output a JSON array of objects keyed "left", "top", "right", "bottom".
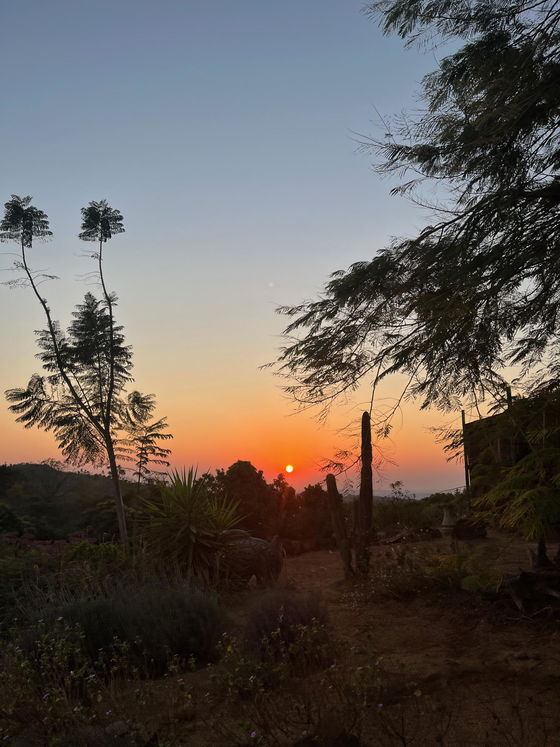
[
  {"left": 355, "top": 411, "right": 374, "bottom": 576},
  {"left": 326, "top": 473, "right": 354, "bottom": 580},
  {"left": 461, "top": 409, "right": 470, "bottom": 492}
]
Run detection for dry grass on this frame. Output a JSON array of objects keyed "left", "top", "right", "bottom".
[{"left": 4, "top": 531, "right": 560, "bottom": 745}]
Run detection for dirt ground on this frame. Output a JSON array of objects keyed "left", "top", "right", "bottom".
[{"left": 105, "top": 533, "right": 560, "bottom": 746}]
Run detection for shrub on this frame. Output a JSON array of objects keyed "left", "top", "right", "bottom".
[
  {"left": 60, "top": 540, "right": 126, "bottom": 568},
  {"left": 40, "top": 585, "right": 224, "bottom": 677},
  {"left": 0, "top": 619, "right": 103, "bottom": 743},
  {"left": 0, "top": 541, "right": 143, "bottom": 628},
  {"left": 373, "top": 491, "right": 467, "bottom": 533},
  {"left": 374, "top": 500, "right": 432, "bottom": 532},
  {"left": 139, "top": 467, "right": 245, "bottom": 580},
  {"left": 214, "top": 591, "right": 332, "bottom": 700},
  {"left": 0, "top": 546, "right": 59, "bottom": 625},
  {"left": 244, "top": 590, "right": 331, "bottom": 668},
  {"left": 345, "top": 545, "right": 503, "bottom": 605}
]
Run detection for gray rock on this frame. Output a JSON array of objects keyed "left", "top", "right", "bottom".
[{"left": 105, "top": 720, "right": 130, "bottom": 738}]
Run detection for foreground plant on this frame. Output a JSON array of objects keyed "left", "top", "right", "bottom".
[{"left": 139, "top": 467, "right": 245, "bottom": 580}]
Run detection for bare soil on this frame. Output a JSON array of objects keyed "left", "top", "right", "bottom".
[{"left": 103, "top": 532, "right": 560, "bottom": 746}]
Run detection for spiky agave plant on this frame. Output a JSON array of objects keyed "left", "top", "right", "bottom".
[{"left": 139, "top": 468, "right": 245, "bottom": 580}]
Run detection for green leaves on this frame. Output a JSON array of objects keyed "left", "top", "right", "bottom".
[
  {"left": 139, "top": 468, "right": 245, "bottom": 579},
  {"left": 476, "top": 447, "right": 560, "bottom": 539}
]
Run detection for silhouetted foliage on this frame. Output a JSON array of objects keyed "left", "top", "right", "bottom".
[
  {"left": 219, "top": 461, "right": 282, "bottom": 538},
  {"left": 122, "top": 391, "right": 173, "bottom": 490},
  {"left": 28, "top": 586, "right": 224, "bottom": 678},
  {"left": 0, "top": 463, "right": 123, "bottom": 539},
  {"left": 1, "top": 196, "right": 171, "bottom": 541},
  {"left": 276, "top": 1, "right": 560, "bottom": 413},
  {"left": 139, "top": 467, "right": 245, "bottom": 580},
  {"left": 243, "top": 589, "right": 330, "bottom": 665},
  {"left": 0, "top": 503, "right": 21, "bottom": 533},
  {"left": 282, "top": 483, "right": 333, "bottom": 549}
]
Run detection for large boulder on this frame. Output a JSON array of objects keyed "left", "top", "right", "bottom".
[{"left": 220, "top": 535, "right": 283, "bottom": 585}]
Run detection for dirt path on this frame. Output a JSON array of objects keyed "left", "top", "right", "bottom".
[
  {"left": 144, "top": 535, "right": 560, "bottom": 745},
  {"left": 284, "top": 536, "right": 560, "bottom": 684}
]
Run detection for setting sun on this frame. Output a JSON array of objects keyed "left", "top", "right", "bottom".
[{"left": 285, "top": 464, "right": 294, "bottom": 473}]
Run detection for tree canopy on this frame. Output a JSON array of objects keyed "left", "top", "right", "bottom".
[
  {"left": 277, "top": 0, "right": 560, "bottom": 415},
  {"left": 2, "top": 195, "right": 170, "bottom": 540}
]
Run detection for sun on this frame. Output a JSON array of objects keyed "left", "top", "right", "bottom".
[{"left": 285, "top": 464, "right": 294, "bottom": 473}]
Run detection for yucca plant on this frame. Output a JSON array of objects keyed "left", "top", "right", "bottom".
[{"left": 138, "top": 468, "right": 245, "bottom": 581}]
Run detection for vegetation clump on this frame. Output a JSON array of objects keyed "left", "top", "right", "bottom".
[
  {"left": 244, "top": 589, "right": 330, "bottom": 667},
  {"left": 40, "top": 585, "right": 224, "bottom": 677},
  {"left": 139, "top": 467, "right": 245, "bottom": 581},
  {"left": 215, "top": 590, "right": 332, "bottom": 699}
]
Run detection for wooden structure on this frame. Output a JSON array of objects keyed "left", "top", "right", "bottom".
[{"left": 462, "top": 390, "right": 560, "bottom": 493}]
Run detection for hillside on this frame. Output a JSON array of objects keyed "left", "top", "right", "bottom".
[{"left": 0, "top": 462, "right": 124, "bottom": 538}]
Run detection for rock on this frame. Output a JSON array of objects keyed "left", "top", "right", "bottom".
[{"left": 105, "top": 721, "right": 130, "bottom": 738}]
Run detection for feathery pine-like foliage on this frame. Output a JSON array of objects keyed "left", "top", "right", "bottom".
[
  {"left": 78, "top": 199, "right": 124, "bottom": 243},
  {"left": 0, "top": 195, "right": 52, "bottom": 247},
  {"left": 6, "top": 293, "right": 133, "bottom": 465},
  {"left": 122, "top": 391, "right": 173, "bottom": 488},
  {"left": 139, "top": 468, "right": 245, "bottom": 580},
  {"left": 277, "top": 1, "right": 560, "bottom": 413},
  {"left": 2, "top": 195, "right": 170, "bottom": 541}
]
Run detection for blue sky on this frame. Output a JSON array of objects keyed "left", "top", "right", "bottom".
[{"left": 0, "top": 0, "right": 463, "bottom": 491}]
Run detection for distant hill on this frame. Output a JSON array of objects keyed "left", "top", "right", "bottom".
[
  {"left": 0, "top": 462, "right": 123, "bottom": 539},
  {"left": 342, "top": 489, "right": 453, "bottom": 503}
]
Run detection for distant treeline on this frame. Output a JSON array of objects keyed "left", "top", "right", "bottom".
[{"left": 0, "top": 461, "right": 333, "bottom": 549}]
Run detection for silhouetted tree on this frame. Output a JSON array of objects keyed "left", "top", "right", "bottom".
[
  {"left": 123, "top": 391, "right": 173, "bottom": 491},
  {"left": 277, "top": 1, "right": 560, "bottom": 413},
  {"left": 1, "top": 196, "right": 167, "bottom": 541},
  {"left": 282, "top": 482, "right": 333, "bottom": 548},
  {"left": 220, "top": 461, "right": 280, "bottom": 537},
  {"left": 0, "top": 502, "right": 21, "bottom": 533}
]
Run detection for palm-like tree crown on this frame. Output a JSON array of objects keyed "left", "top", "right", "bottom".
[
  {"left": 0, "top": 195, "right": 52, "bottom": 248},
  {"left": 79, "top": 199, "right": 124, "bottom": 243}
]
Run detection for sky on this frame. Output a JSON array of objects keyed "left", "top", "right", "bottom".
[{"left": 0, "top": 0, "right": 464, "bottom": 493}]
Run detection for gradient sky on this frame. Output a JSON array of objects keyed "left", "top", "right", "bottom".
[{"left": 0, "top": 0, "right": 464, "bottom": 493}]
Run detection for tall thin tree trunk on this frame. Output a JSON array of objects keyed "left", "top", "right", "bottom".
[
  {"left": 98, "top": 238, "right": 128, "bottom": 542},
  {"left": 326, "top": 473, "right": 354, "bottom": 580},
  {"left": 23, "top": 235, "right": 127, "bottom": 542},
  {"left": 355, "top": 411, "right": 374, "bottom": 576},
  {"left": 106, "top": 436, "right": 128, "bottom": 541}
]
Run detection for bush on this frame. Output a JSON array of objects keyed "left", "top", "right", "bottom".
[
  {"left": 139, "top": 467, "right": 245, "bottom": 580},
  {"left": 60, "top": 540, "right": 126, "bottom": 568},
  {"left": 244, "top": 590, "right": 331, "bottom": 667},
  {"left": 373, "top": 491, "right": 467, "bottom": 533},
  {"left": 374, "top": 500, "right": 432, "bottom": 532},
  {"left": 0, "top": 541, "right": 141, "bottom": 627},
  {"left": 40, "top": 585, "right": 224, "bottom": 677},
  {"left": 0, "top": 546, "right": 58, "bottom": 625},
  {"left": 213, "top": 591, "right": 332, "bottom": 700},
  {"left": 345, "top": 545, "right": 503, "bottom": 604}
]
